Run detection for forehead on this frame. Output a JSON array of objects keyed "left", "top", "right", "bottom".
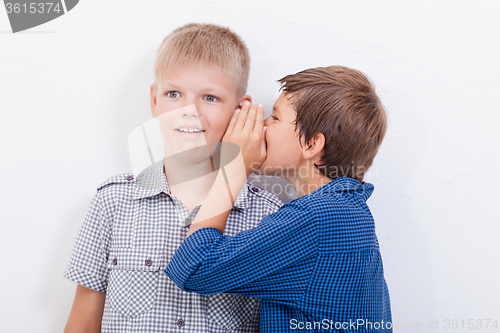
[
  {"left": 158, "top": 63, "right": 237, "bottom": 92},
  {"left": 273, "top": 92, "right": 297, "bottom": 120}
]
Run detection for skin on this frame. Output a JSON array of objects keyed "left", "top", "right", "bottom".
[
  {"left": 64, "top": 285, "right": 105, "bottom": 333},
  {"left": 260, "top": 92, "right": 332, "bottom": 197},
  {"left": 187, "top": 94, "right": 333, "bottom": 236},
  {"left": 150, "top": 63, "right": 251, "bottom": 210},
  {"left": 64, "top": 63, "right": 250, "bottom": 332}
]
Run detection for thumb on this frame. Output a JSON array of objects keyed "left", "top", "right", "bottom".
[{"left": 260, "top": 126, "right": 267, "bottom": 160}]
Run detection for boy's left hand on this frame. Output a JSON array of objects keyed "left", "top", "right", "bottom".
[{"left": 222, "top": 101, "right": 267, "bottom": 177}]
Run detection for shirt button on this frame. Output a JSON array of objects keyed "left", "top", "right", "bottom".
[
  {"left": 126, "top": 175, "right": 134, "bottom": 181},
  {"left": 145, "top": 259, "right": 153, "bottom": 267},
  {"left": 112, "top": 258, "right": 117, "bottom": 265},
  {"left": 251, "top": 187, "right": 259, "bottom": 193},
  {"left": 176, "top": 319, "right": 185, "bottom": 327}
]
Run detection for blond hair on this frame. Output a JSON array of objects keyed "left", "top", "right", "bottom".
[{"left": 154, "top": 23, "right": 250, "bottom": 97}]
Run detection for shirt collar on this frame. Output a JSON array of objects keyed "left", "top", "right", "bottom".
[
  {"left": 132, "top": 159, "right": 250, "bottom": 209},
  {"left": 309, "top": 177, "right": 374, "bottom": 202},
  {"left": 132, "top": 159, "right": 172, "bottom": 200},
  {"left": 233, "top": 182, "right": 249, "bottom": 210}
]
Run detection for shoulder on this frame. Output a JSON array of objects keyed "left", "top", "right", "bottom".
[
  {"left": 97, "top": 173, "right": 136, "bottom": 190},
  {"left": 245, "top": 182, "right": 283, "bottom": 209},
  {"left": 304, "top": 188, "right": 378, "bottom": 252},
  {"left": 267, "top": 195, "right": 315, "bottom": 222},
  {"left": 94, "top": 173, "right": 137, "bottom": 209},
  {"left": 97, "top": 173, "right": 137, "bottom": 194}
]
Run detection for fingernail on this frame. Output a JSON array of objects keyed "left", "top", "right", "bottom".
[
  {"left": 244, "top": 101, "right": 250, "bottom": 106},
  {"left": 258, "top": 104, "right": 264, "bottom": 108},
  {"left": 236, "top": 108, "right": 241, "bottom": 113}
]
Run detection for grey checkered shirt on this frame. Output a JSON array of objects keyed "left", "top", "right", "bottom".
[{"left": 64, "top": 159, "right": 283, "bottom": 332}]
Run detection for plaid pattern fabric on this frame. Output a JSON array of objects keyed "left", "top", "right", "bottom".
[
  {"left": 64, "top": 159, "right": 283, "bottom": 332},
  {"left": 166, "top": 177, "right": 392, "bottom": 332}
]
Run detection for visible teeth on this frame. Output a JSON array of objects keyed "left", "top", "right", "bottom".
[{"left": 178, "top": 128, "right": 203, "bottom": 133}]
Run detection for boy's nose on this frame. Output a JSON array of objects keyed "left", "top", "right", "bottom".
[
  {"left": 263, "top": 116, "right": 271, "bottom": 126},
  {"left": 180, "top": 104, "right": 200, "bottom": 118}
]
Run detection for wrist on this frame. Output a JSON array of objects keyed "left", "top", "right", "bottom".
[{"left": 245, "top": 161, "right": 262, "bottom": 178}]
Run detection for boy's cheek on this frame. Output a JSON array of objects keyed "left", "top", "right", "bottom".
[
  {"left": 156, "top": 108, "right": 177, "bottom": 123},
  {"left": 157, "top": 104, "right": 200, "bottom": 117},
  {"left": 155, "top": 103, "right": 178, "bottom": 117}
]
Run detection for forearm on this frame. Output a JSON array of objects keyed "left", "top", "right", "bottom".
[{"left": 187, "top": 152, "right": 248, "bottom": 236}]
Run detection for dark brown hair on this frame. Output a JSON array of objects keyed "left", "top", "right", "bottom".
[{"left": 278, "top": 66, "right": 387, "bottom": 182}]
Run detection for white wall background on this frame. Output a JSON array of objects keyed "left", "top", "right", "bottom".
[{"left": 1, "top": 0, "right": 499, "bottom": 332}]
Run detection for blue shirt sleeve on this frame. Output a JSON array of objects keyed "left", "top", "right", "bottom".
[{"left": 165, "top": 201, "right": 318, "bottom": 303}]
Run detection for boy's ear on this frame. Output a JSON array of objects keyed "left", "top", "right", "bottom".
[
  {"left": 150, "top": 84, "right": 158, "bottom": 118},
  {"left": 238, "top": 95, "right": 252, "bottom": 106},
  {"left": 302, "top": 132, "right": 326, "bottom": 164}
]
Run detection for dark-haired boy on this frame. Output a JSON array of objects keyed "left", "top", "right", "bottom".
[{"left": 166, "top": 66, "right": 392, "bottom": 332}]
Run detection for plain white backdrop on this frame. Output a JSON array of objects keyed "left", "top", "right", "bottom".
[{"left": 1, "top": 1, "right": 499, "bottom": 332}]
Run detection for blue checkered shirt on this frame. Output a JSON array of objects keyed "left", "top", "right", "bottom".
[
  {"left": 64, "top": 159, "right": 282, "bottom": 332},
  {"left": 166, "top": 177, "right": 392, "bottom": 332}
]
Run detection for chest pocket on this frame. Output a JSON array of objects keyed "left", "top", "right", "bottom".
[
  {"left": 107, "top": 249, "right": 162, "bottom": 318},
  {"left": 207, "top": 293, "right": 260, "bottom": 331}
]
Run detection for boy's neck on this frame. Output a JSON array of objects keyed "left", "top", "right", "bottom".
[
  {"left": 283, "top": 163, "right": 332, "bottom": 198},
  {"left": 163, "top": 155, "right": 220, "bottom": 211}
]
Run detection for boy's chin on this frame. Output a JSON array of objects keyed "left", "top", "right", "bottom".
[{"left": 165, "top": 145, "right": 214, "bottom": 164}]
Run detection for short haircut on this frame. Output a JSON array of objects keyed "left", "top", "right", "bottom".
[
  {"left": 278, "top": 66, "right": 387, "bottom": 182},
  {"left": 154, "top": 23, "right": 250, "bottom": 97}
]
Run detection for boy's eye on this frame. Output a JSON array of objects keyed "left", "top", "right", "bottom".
[
  {"left": 271, "top": 115, "right": 279, "bottom": 121},
  {"left": 166, "top": 91, "right": 180, "bottom": 98},
  {"left": 204, "top": 95, "right": 219, "bottom": 102}
]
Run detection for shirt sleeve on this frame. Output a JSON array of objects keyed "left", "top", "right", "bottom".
[
  {"left": 63, "top": 190, "right": 112, "bottom": 292},
  {"left": 165, "top": 201, "right": 318, "bottom": 304}
]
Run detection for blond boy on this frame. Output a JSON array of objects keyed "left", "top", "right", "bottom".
[{"left": 64, "top": 23, "right": 282, "bottom": 332}]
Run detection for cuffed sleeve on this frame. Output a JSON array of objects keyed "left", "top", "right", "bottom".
[
  {"left": 165, "top": 227, "right": 223, "bottom": 291},
  {"left": 64, "top": 190, "right": 112, "bottom": 292}
]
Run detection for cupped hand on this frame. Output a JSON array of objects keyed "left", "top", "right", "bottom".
[{"left": 222, "top": 101, "right": 267, "bottom": 177}]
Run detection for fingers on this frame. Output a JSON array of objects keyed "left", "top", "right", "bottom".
[
  {"left": 232, "top": 100, "right": 251, "bottom": 133},
  {"left": 224, "top": 106, "right": 240, "bottom": 140},
  {"left": 242, "top": 102, "right": 258, "bottom": 133},
  {"left": 260, "top": 126, "right": 268, "bottom": 162},
  {"left": 228, "top": 100, "right": 264, "bottom": 142},
  {"left": 253, "top": 104, "right": 264, "bottom": 135}
]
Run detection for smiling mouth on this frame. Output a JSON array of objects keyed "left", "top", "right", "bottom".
[{"left": 176, "top": 128, "right": 205, "bottom": 133}]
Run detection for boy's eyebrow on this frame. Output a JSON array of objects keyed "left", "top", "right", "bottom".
[
  {"left": 161, "top": 81, "right": 181, "bottom": 90},
  {"left": 203, "top": 87, "right": 229, "bottom": 94},
  {"left": 162, "top": 81, "right": 228, "bottom": 95},
  {"left": 272, "top": 106, "right": 281, "bottom": 114}
]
